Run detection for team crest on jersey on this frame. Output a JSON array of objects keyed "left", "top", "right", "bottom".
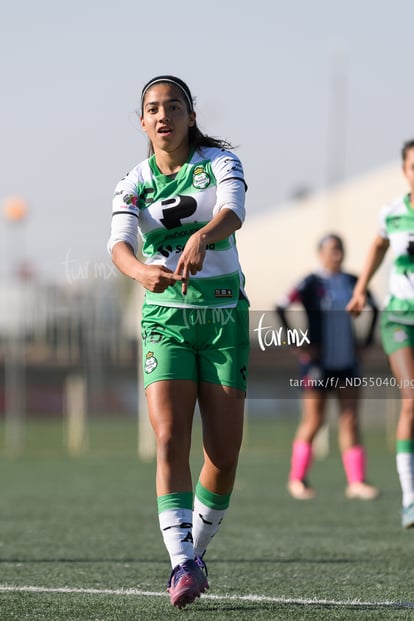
[
  {"left": 192, "top": 166, "right": 211, "bottom": 189},
  {"left": 144, "top": 351, "right": 158, "bottom": 373}
]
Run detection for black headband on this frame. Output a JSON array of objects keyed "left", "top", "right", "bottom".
[{"left": 140, "top": 75, "right": 194, "bottom": 115}]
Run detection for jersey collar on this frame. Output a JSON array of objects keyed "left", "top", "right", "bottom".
[{"left": 148, "top": 148, "right": 195, "bottom": 183}]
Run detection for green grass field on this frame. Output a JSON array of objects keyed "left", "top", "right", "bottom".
[{"left": 1, "top": 416, "right": 414, "bottom": 620}]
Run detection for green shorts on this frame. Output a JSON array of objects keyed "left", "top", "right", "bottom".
[
  {"left": 141, "top": 299, "right": 249, "bottom": 391},
  {"left": 380, "top": 312, "right": 414, "bottom": 355}
]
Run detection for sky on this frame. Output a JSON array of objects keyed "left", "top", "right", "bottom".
[{"left": 1, "top": 0, "right": 413, "bottom": 284}]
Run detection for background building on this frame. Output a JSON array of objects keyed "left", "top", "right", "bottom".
[{"left": 237, "top": 161, "right": 407, "bottom": 310}]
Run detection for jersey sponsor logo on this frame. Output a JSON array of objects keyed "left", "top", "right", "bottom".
[
  {"left": 164, "top": 225, "right": 203, "bottom": 241},
  {"left": 144, "top": 351, "right": 158, "bottom": 373},
  {"left": 140, "top": 187, "right": 155, "bottom": 206},
  {"left": 157, "top": 244, "right": 173, "bottom": 258},
  {"left": 123, "top": 194, "right": 138, "bottom": 207},
  {"left": 157, "top": 241, "right": 216, "bottom": 258},
  {"left": 223, "top": 158, "right": 244, "bottom": 174},
  {"left": 215, "top": 288, "right": 233, "bottom": 298},
  {"left": 160, "top": 195, "right": 198, "bottom": 229},
  {"left": 192, "top": 165, "right": 211, "bottom": 189},
  {"left": 408, "top": 234, "right": 414, "bottom": 256}
]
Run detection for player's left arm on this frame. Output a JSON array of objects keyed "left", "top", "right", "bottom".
[
  {"left": 175, "top": 206, "right": 243, "bottom": 294},
  {"left": 175, "top": 152, "right": 246, "bottom": 293}
]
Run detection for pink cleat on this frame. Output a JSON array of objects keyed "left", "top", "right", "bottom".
[{"left": 167, "top": 559, "right": 209, "bottom": 608}]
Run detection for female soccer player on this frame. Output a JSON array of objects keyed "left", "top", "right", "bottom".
[
  {"left": 347, "top": 139, "right": 414, "bottom": 528},
  {"left": 277, "top": 234, "right": 379, "bottom": 500},
  {"left": 108, "top": 75, "right": 249, "bottom": 607}
]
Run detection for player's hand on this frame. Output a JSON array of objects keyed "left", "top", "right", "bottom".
[
  {"left": 175, "top": 232, "right": 206, "bottom": 295},
  {"left": 346, "top": 292, "right": 367, "bottom": 317},
  {"left": 139, "top": 265, "right": 183, "bottom": 293}
]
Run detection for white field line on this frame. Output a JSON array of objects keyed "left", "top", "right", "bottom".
[{"left": 0, "top": 584, "right": 413, "bottom": 609}]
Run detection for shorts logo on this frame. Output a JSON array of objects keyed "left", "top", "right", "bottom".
[
  {"left": 145, "top": 351, "right": 158, "bottom": 373},
  {"left": 393, "top": 328, "right": 408, "bottom": 343},
  {"left": 192, "top": 166, "right": 210, "bottom": 189}
]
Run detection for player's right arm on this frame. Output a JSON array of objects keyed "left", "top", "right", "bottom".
[
  {"left": 108, "top": 170, "right": 181, "bottom": 293},
  {"left": 111, "top": 242, "right": 181, "bottom": 293},
  {"left": 346, "top": 235, "right": 389, "bottom": 316}
]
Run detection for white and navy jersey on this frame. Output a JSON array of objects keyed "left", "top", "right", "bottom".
[
  {"left": 277, "top": 270, "right": 378, "bottom": 369},
  {"left": 108, "top": 146, "right": 247, "bottom": 308},
  {"left": 320, "top": 271, "right": 357, "bottom": 368},
  {"left": 379, "top": 194, "right": 414, "bottom": 322}
]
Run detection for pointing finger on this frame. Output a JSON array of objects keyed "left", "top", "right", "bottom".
[{"left": 181, "top": 265, "right": 189, "bottom": 295}]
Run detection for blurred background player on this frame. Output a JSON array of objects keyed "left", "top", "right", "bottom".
[
  {"left": 276, "top": 233, "right": 379, "bottom": 500},
  {"left": 347, "top": 139, "right": 414, "bottom": 528},
  {"left": 108, "top": 75, "right": 249, "bottom": 607}
]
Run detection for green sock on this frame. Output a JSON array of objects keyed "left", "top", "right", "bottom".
[
  {"left": 192, "top": 481, "right": 231, "bottom": 557},
  {"left": 158, "top": 492, "right": 194, "bottom": 568}
]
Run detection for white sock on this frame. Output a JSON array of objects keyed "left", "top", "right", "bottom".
[
  {"left": 396, "top": 452, "right": 414, "bottom": 508},
  {"left": 192, "top": 496, "right": 227, "bottom": 557},
  {"left": 158, "top": 508, "right": 194, "bottom": 568}
]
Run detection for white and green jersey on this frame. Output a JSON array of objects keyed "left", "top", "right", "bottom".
[
  {"left": 379, "top": 193, "right": 414, "bottom": 322},
  {"left": 108, "top": 146, "right": 247, "bottom": 308}
]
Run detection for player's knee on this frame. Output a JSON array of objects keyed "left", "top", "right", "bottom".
[
  {"left": 339, "top": 410, "right": 358, "bottom": 430},
  {"left": 400, "top": 399, "right": 414, "bottom": 421},
  {"left": 207, "top": 452, "right": 239, "bottom": 476},
  {"left": 156, "top": 431, "right": 190, "bottom": 463}
]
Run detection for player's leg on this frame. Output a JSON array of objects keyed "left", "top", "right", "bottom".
[
  {"left": 388, "top": 346, "right": 414, "bottom": 527},
  {"left": 146, "top": 379, "right": 208, "bottom": 607},
  {"left": 141, "top": 304, "right": 207, "bottom": 607},
  {"left": 287, "top": 390, "right": 326, "bottom": 499},
  {"left": 336, "top": 387, "right": 379, "bottom": 499},
  {"left": 192, "top": 299, "right": 249, "bottom": 559},
  {"left": 146, "top": 379, "right": 196, "bottom": 497},
  {"left": 381, "top": 315, "right": 414, "bottom": 526},
  {"left": 142, "top": 305, "right": 197, "bottom": 568},
  {"left": 192, "top": 382, "right": 245, "bottom": 558}
]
